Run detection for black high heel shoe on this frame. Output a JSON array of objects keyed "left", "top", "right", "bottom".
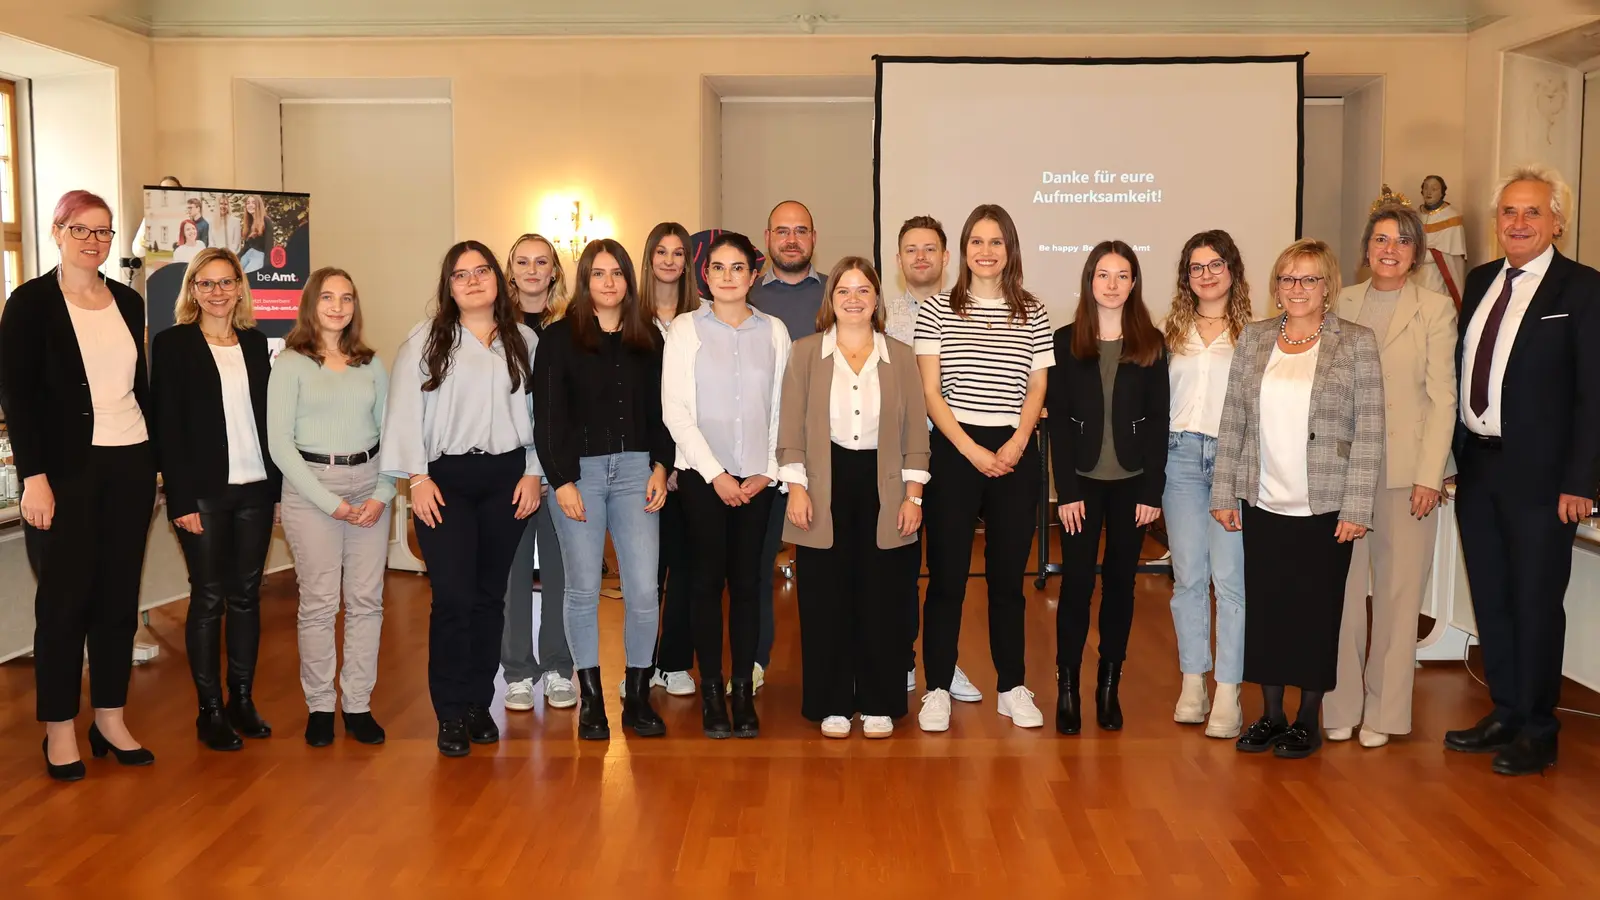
[
  {"left": 88, "top": 723, "right": 155, "bottom": 767},
  {"left": 43, "top": 737, "right": 86, "bottom": 783}
]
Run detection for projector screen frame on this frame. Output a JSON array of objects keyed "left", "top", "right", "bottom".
[{"left": 871, "top": 53, "right": 1308, "bottom": 277}]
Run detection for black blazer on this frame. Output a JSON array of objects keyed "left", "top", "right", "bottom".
[
  {"left": 1046, "top": 322, "right": 1170, "bottom": 507},
  {"left": 1453, "top": 248, "right": 1600, "bottom": 499},
  {"left": 150, "top": 323, "right": 280, "bottom": 519},
  {"left": 0, "top": 270, "right": 152, "bottom": 481}
]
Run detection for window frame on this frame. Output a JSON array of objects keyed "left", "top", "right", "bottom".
[{"left": 1, "top": 77, "right": 21, "bottom": 298}]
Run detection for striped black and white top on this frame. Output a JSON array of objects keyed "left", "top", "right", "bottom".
[{"left": 914, "top": 293, "right": 1055, "bottom": 428}]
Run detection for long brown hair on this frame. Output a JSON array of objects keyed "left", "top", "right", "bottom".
[
  {"left": 1071, "top": 240, "right": 1162, "bottom": 366},
  {"left": 816, "top": 256, "right": 886, "bottom": 333},
  {"left": 948, "top": 204, "right": 1037, "bottom": 325},
  {"left": 568, "top": 239, "right": 656, "bottom": 353},
  {"left": 637, "top": 222, "right": 698, "bottom": 332},
  {"left": 282, "top": 266, "right": 376, "bottom": 367},
  {"left": 421, "top": 240, "right": 532, "bottom": 393},
  {"left": 1165, "top": 229, "right": 1253, "bottom": 351}
]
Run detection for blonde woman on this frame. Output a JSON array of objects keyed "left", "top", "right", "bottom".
[
  {"left": 268, "top": 267, "right": 395, "bottom": 748},
  {"left": 499, "top": 233, "right": 575, "bottom": 711},
  {"left": 152, "top": 247, "right": 282, "bottom": 752},
  {"left": 1162, "top": 230, "right": 1254, "bottom": 739}
]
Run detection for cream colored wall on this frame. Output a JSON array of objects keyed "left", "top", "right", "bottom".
[
  {"left": 231, "top": 79, "right": 283, "bottom": 192},
  {"left": 148, "top": 35, "right": 1469, "bottom": 262}
]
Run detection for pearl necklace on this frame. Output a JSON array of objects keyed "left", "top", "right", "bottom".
[{"left": 1279, "top": 314, "right": 1324, "bottom": 346}]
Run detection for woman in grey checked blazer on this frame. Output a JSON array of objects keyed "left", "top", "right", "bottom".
[{"left": 1210, "top": 238, "right": 1385, "bottom": 760}]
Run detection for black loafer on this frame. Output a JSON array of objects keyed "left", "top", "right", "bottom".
[
  {"left": 304, "top": 712, "right": 335, "bottom": 748},
  {"left": 342, "top": 711, "right": 386, "bottom": 745},
  {"left": 465, "top": 706, "right": 499, "bottom": 744},
  {"left": 1235, "top": 716, "right": 1289, "bottom": 753},
  {"left": 1272, "top": 724, "right": 1322, "bottom": 759},
  {"left": 1492, "top": 735, "right": 1557, "bottom": 776},
  {"left": 1444, "top": 716, "right": 1518, "bottom": 754},
  {"left": 437, "top": 719, "right": 469, "bottom": 758}
]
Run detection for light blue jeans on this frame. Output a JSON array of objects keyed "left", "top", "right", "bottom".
[
  {"left": 550, "top": 452, "right": 660, "bottom": 671},
  {"left": 1163, "top": 431, "right": 1246, "bottom": 684}
]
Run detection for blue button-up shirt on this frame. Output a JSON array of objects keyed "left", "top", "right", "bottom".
[{"left": 692, "top": 304, "right": 778, "bottom": 479}]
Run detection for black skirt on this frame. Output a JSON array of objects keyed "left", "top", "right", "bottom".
[{"left": 1240, "top": 504, "right": 1354, "bottom": 691}]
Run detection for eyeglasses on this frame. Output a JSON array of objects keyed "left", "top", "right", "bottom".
[
  {"left": 771, "top": 227, "right": 812, "bottom": 240},
  {"left": 1276, "top": 275, "right": 1325, "bottom": 291},
  {"left": 194, "top": 277, "right": 240, "bottom": 294},
  {"left": 64, "top": 225, "right": 116, "bottom": 243},
  {"left": 1188, "top": 259, "right": 1227, "bottom": 278},
  {"left": 450, "top": 265, "right": 494, "bottom": 285}
]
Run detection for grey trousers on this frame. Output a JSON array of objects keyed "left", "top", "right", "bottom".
[
  {"left": 501, "top": 499, "right": 573, "bottom": 682},
  {"left": 279, "top": 460, "right": 391, "bottom": 714}
]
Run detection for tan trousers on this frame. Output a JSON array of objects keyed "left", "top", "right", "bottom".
[
  {"left": 1325, "top": 486, "right": 1438, "bottom": 734},
  {"left": 280, "top": 460, "right": 391, "bottom": 714}
]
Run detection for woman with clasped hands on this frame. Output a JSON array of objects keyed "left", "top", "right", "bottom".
[{"left": 1210, "top": 238, "right": 1384, "bottom": 760}]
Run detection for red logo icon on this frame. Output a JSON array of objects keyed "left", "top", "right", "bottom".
[{"left": 270, "top": 246, "right": 287, "bottom": 269}]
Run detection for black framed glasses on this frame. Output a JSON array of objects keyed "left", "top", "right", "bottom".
[
  {"left": 65, "top": 225, "right": 116, "bottom": 243},
  {"left": 1188, "top": 259, "right": 1227, "bottom": 278}
]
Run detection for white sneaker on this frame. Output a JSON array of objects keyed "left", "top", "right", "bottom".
[
  {"left": 997, "top": 685, "right": 1044, "bottom": 728},
  {"left": 821, "top": 716, "right": 851, "bottom": 738},
  {"left": 1174, "top": 673, "right": 1211, "bottom": 724},
  {"left": 918, "top": 689, "right": 952, "bottom": 732},
  {"left": 861, "top": 715, "right": 893, "bottom": 739},
  {"left": 906, "top": 670, "right": 916, "bottom": 692},
  {"left": 950, "top": 666, "right": 982, "bottom": 702},
  {"left": 1205, "top": 683, "right": 1243, "bottom": 739},
  {"left": 753, "top": 662, "right": 765, "bottom": 693},
  {"left": 1358, "top": 727, "right": 1389, "bottom": 748},
  {"left": 504, "top": 678, "right": 535, "bottom": 711},
  {"left": 542, "top": 672, "right": 578, "bottom": 709},
  {"left": 651, "top": 669, "right": 696, "bottom": 696}
]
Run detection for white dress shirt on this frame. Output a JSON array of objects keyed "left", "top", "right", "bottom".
[
  {"left": 1459, "top": 243, "right": 1555, "bottom": 436},
  {"left": 777, "top": 329, "right": 932, "bottom": 489},
  {"left": 1256, "top": 342, "right": 1320, "bottom": 517},
  {"left": 1167, "top": 324, "right": 1234, "bottom": 437},
  {"left": 209, "top": 343, "right": 270, "bottom": 485}
]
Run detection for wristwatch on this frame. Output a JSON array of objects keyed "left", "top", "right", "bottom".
[{"left": 906, "top": 496, "right": 923, "bottom": 506}]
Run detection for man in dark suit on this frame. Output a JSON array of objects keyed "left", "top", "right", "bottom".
[{"left": 1445, "top": 165, "right": 1600, "bottom": 775}]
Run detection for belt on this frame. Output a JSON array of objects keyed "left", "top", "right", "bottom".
[
  {"left": 1468, "top": 434, "right": 1503, "bottom": 450},
  {"left": 300, "top": 444, "right": 380, "bottom": 466}
]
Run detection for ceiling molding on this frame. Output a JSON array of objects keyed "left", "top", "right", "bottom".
[{"left": 94, "top": 13, "right": 155, "bottom": 36}]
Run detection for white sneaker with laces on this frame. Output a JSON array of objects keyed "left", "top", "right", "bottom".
[
  {"left": 821, "top": 716, "right": 851, "bottom": 738},
  {"left": 906, "top": 670, "right": 916, "bottom": 692},
  {"left": 918, "top": 689, "right": 952, "bottom": 732},
  {"left": 504, "top": 678, "right": 535, "bottom": 711},
  {"left": 997, "top": 685, "right": 1044, "bottom": 728},
  {"left": 542, "top": 672, "right": 578, "bottom": 709},
  {"left": 652, "top": 669, "right": 696, "bottom": 696},
  {"left": 861, "top": 715, "right": 893, "bottom": 739},
  {"left": 950, "top": 666, "right": 982, "bottom": 703}
]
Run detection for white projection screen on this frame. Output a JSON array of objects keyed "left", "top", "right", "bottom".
[{"left": 875, "top": 56, "right": 1303, "bottom": 326}]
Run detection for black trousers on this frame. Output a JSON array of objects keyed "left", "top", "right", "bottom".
[
  {"left": 1057, "top": 473, "right": 1148, "bottom": 673},
  {"left": 1241, "top": 504, "right": 1351, "bottom": 691},
  {"left": 413, "top": 450, "right": 530, "bottom": 722},
  {"left": 922, "top": 424, "right": 1039, "bottom": 694},
  {"left": 1455, "top": 440, "right": 1577, "bottom": 739},
  {"left": 28, "top": 442, "right": 157, "bottom": 722},
  {"left": 175, "top": 479, "right": 277, "bottom": 705},
  {"left": 655, "top": 481, "right": 696, "bottom": 672},
  {"left": 755, "top": 487, "right": 785, "bottom": 668},
  {"left": 679, "top": 471, "right": 775, "bottom": 684},
  {"left": 795, "top": 445, "right": 919, "bottom": 721}
]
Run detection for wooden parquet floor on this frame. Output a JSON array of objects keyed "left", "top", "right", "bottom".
[{"left": 1, "top": 532, "right": 1598, "bottom": 893}]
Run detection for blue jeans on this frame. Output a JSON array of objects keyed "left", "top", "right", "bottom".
[
  {"left": 1163, "top": 431, "right": 1246, "bottom": 684},
  {"left": 550, "top": 452, "right": 660, "bottom": 671}
]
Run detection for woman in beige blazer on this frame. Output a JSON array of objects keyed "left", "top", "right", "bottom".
[
  {"left": 777, "top": 256, "right": 930, "bottom": 740},
  {"left": 1326, "top": 203, "right": 1458, "bottom": 748}
]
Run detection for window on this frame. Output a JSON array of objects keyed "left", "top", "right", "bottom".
[{"left": 1, "top": 79, "right": 20, "bottom": 299}]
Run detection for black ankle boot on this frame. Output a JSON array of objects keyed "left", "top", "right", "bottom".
[
  {"left": 575, "top": 668, "right": 610, "bottom": 741},
  {"left": 305, "top": 712, "right": 335, "bottom": 747},
  {"left": 227, "top": 685, "right": 272, "bottom": 739},
  {"left": 701, "top": 678, "right": 732, "bottom": 739},
  {"left": 1095, "top": 659, "right": 1123, "bottom": 731},
  {"left": 622, "top": 666, "right": 666, "bottom": 737},
  {"left": 728, "top": 677, "right": 759, "bottom": 738},
  {"left": 196, "top": 702, "right": 243, "bottom": 751},
  {"left": 341, "top": 711, "right": 386, "bottom": 745},
  {"left": 1057, "top": 667, "right": 1082, "bottom": 735}
]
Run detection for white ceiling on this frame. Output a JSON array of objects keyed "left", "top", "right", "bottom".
[{"left": 97, "top": 0, "right": 1517, "bottom": 38}]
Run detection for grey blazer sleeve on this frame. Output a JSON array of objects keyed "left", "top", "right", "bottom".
[
  {"left": 1340, "top": 327, "right": 1386, "bottom": 528},
  {"left": 1210, "top": 326, "right": 1255, "bottom": 512}
]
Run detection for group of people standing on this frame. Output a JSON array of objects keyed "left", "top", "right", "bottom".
[{"left": 4, "top": 162, "right": 1593, "bottom": 780}]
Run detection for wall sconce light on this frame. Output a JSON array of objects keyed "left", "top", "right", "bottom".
[{"left": 563, "top": 200, "right": 593, "bottom": 259}]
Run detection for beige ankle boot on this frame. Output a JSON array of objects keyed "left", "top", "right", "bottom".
[
  {"left": 1174, "top": 673, "right": 1210, "bottom": 724},
  {"left": 1205, "top": 682, "right": 1243, "bottom": 738}
]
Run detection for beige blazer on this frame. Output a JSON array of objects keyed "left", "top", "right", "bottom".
[
  {"left": 777, "top": 331, "right": 930, "bottom": 550},
  {"left": 1336, "top": 279, "right": 1458, "bottom": 490}
]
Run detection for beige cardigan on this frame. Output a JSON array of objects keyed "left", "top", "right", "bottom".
[
  {"left": 777, "top": 331, "right": 930, "bottom": 549},
  {"left": 1336, "top": 279, "right": 1458, "bottom": 490}
]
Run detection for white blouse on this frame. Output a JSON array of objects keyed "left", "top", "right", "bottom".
[
  {"left": 1168, "top": 324, "right": 1234, "bottom": 437},
  {"left": 209, "top": 343, "right": 269, "bottom": 485},
  {"left": 1256, "top": 342, "right": 1320, "bottom": 516},
  {"left": 64, "top": 299, "right": 147, "bottom": 447},
  {"left": 777, "top": 330, "right": 931, "bottom": 489}
]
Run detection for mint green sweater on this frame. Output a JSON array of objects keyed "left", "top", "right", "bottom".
[{"left": 266, "top": 349, "right": 397, "bottom": 515}]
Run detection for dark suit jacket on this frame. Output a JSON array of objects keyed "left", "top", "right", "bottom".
[
  {"left": 150, "top": 323, "right": 280, "bottom": 519},
  {"left": 1453, "top": 249, "right": 1600, "bottom": 500},
  {"left": 1046, "top": 322, "right": 1170, "bottom": 508},
  {"left": 0, "top": 270, "right": 152, "bottom": 481}
]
